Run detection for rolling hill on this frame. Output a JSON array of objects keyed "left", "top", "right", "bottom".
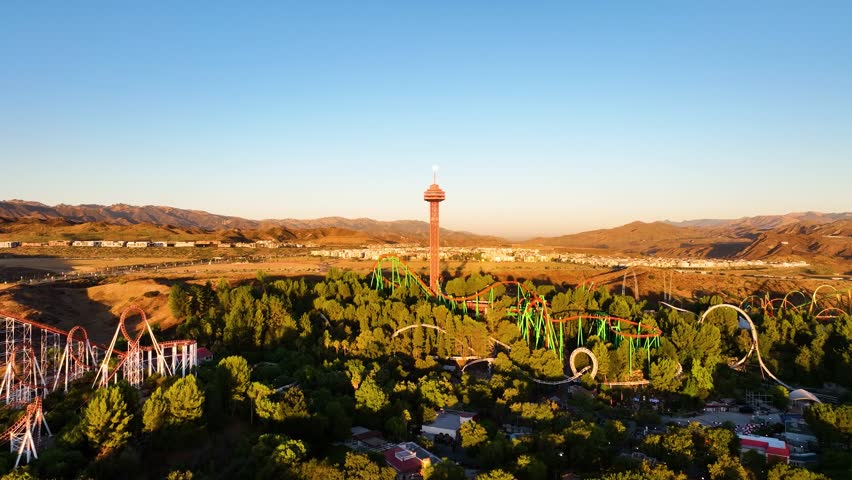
[
  {"left": 0, "top": 200, "right": 506, "bottom": 246},
  {"left": 1, "top": 200, "right": 849, "bottom": 264}
]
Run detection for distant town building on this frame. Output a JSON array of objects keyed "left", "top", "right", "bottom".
[
  {"left": 21, "top": 242, "right": 46, "bottom": 247},
  {"left": 72, "top": 240, "right": 102, "bottom": 247},
  {"left": 127, "top": 241, "right": 151, "bottom": 248},
  {"left": 102, "top": 241, "right": 127, "bottom": 248},
  {"left": 174, "top": 241, "right": 196, "bottom": 248},
  {"left": 0, "top": 241, "right": 21, "bottom": 248},
  {"left": 47, "top": 240, "right": 72, "bottom": 247}
]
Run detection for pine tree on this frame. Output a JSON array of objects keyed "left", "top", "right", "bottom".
[
  {"left": 165, "top": 375, "right": 205, "bottom": 424},
  {"left": 82, "top": 385, "right": 134, "bottom": 455},
  {"left": 142, "top": 386, "right": 168, "bottom": 432}
]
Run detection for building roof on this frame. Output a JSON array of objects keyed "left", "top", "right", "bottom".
[
  {"left": 197, "top": 347, "right": 213, "bottom": 359},
  {"left": 789, "top": 389, "right": 821, "bottom": 403},
  {"left": 384, "top": 446, "right": 421, "bottom": 474},
  {"left": 738, "top": 434, "right": 790, "bottom": 458},
  {"left": 383, "top": 442, "right": 441, "bottom": 474},
  {"left": 423, "top": 411, "right": 477, "bottom": 431}
]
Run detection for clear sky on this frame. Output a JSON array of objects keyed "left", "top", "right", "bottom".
[{"left": 2, "top": 2, "right": 850, "bottom": 238}]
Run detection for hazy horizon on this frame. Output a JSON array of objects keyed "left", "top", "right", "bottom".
[
  {"left": 3, "top": 2, "right": 851, "bottom": 237},
  {"left": 3, "top": 197, "right": 849, "bottom": 241}
]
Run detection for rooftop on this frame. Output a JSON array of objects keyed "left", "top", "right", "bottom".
[{"left": 424, "top": 410, "right": 477, "bottom": 431}]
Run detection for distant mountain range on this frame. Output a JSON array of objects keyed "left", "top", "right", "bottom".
[
  {"left": 0, "top": 200, "right": 505, "bottom": 247},
  {"left": 1, "top": 200, "right": 849, "bottom": 266},
  {"left": 664, "top": 212, "right": 852, "bottom": 230},
  {"left": 524, "top": 215, "right": 851, "bottom": 267}
]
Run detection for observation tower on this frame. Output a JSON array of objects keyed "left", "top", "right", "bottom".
[{"left": 423, "top": 169, "right": 445, "bottom": 292}]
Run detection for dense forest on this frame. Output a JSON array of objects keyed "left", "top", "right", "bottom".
[{"left": 1, "top": 268, "right": 850, "bottom": 479}]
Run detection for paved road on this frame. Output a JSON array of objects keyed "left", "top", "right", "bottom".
[{"left": 662, "top": 411, "right": 782, "bottom": 428}]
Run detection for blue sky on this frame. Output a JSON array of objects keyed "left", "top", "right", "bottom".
[{"left": 1, "top": 2, "right": 850, "bottom": 238}]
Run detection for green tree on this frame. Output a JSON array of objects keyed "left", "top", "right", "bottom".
[
  {"left": 342, "top": 452, "right": 396, "bottom": 480},
  {"left": 608, "top": 297, "right": 631, "bottom": 318},
  {"left": 708, "top": 455, "right": 749, "bottom": 480},
  {"left": 166, "top": 471, "right": 194, "bottom": 480},
  {"left": 169, "top": 283, "right": 190, "bottom": 319},
  {"left": 82, "top": 385, "right": 134, "bottom": 455},
  {"left": 254, "top": 433, "right": 308, "bottom": 479},
  {"left": 423, "top": 460, "right": 465, "bottom": 480},
  {"left": 164, "top": 375, "right": 205, "bottom": 424},
  {"left": 419, "top": 376, "right": 457, "bottom": 409},
  {"left": 767, "top": 463, "right": 829, "bottom": 480},
  {"left": 142, "top": 387, "right": 168, "bottom": 432},
  {"left": 218, "top": 355, "right": 251, "bottom": 404},
  {"left": 476, "top": 469, "right": 517, "bottom": 480},
  {"left": 459, "top": 420, "right": 489, "bottom": 449},
  {"left": 650, "top": 358, "right": 682, "bottom": 392},
  {"left": 355, "top": 372, "right": 389, "bottom": 413},
  {"left": 770, "top": 385, "right": 789, "bottom": 410},
  {"left": 515, "top": 454, "right": 547, "bottom": 480},
  {"left": 740, "top": 450, "right": 766, "bottom": 479}
]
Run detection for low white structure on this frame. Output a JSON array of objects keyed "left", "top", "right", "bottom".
[
  {"left": 420, "top": 410, "right": 477, "bottom": 440},
  {"left": 0, "top": 241, "right": 21, "bottom": 248},
  {"left": 789, "top": 389, "right": 821, "bottom": 405},
  {"left": 71, "top": 240, "right": 102, "bottom": 247},
  {"left": 127, "top": 241, "right": 151, "bottom": 248}
]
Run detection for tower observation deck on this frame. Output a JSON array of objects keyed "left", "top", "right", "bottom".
[{"left": 423, "top": 175, "right": 445, "bottom": 293}]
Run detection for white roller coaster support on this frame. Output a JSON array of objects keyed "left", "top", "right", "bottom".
[
  {"left": 392, "top": 324, "right": 447, "bottom": 338},
  {"left": 699, "top": 304, "right": 792, "bottom": 390}
]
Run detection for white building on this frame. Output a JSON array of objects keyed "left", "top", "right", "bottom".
[
  {"left": 420, "top": 411, "right": 477, "bottom": 440},
  {"left": 0, "top": 241, "right": 21, "bottom": 248},
  {"left": 127, "top": 241, "right": 151, "bottom": 248},
  {"left": 72, "top": 241, "right": 102, "bottom": 247}
]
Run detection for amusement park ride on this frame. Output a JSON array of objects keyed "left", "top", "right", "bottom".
[
  {"left": 0, "top": 174, "right": 848, "bottom": 469},
  {"left": 0, "top": 306, "right": 197, "bottom": 466},
  {"left": 372, "top": 174, "right": 852, "bottom": 390}
]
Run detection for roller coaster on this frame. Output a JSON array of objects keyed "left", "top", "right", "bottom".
[
  {"left": 0, "top": 307, "right": 198, "bottom": 466},
  {"left": 738, "top": 285, "right": 851, "bottom": 319},
  {"left": 372, "top": 255, "right": 663, "bottom": 386},
  {"left": 373, "top": 255, "right": 850, "bottom": 392}
]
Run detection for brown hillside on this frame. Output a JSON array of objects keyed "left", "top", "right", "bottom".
[
  {"left": 737, "top": 220, "right": 852, "bottom": 264},
  {"left": 524, "top": 221, "right": 748, "bottom": 258},
  {"left": 0, "top": 200, "right": 504, "bottom": 246}
]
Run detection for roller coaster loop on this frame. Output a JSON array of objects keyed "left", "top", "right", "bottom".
[
  {"left": 739, "top": 287, "right": 851, "bottom": 318},
  {"left": 698, "top": 304, "right": 792, "bottom": 391}
]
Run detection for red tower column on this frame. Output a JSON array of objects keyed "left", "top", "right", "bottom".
[{"left": 423, "top": 181, "right": 445, "bottom": 293}]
